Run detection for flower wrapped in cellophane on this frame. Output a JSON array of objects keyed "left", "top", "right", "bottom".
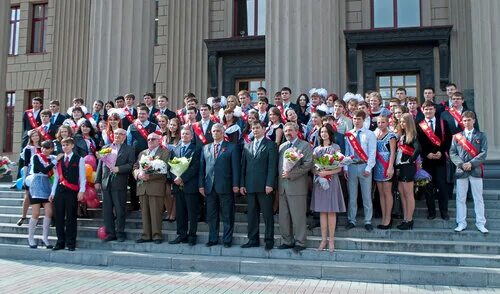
[
  {"left": 168, "top": 157, "right": 191, "bottom": 178},
  {"left": 282, "top": 147, "right": 304, "bottom": 172},
  {"left": 314, "top": 151, "right": 346, "bottom": 190},
  {"left": 0, "top": 156, "right": 15, "bottom": 175},
  {"left": 140, "top": 155, "right": 168, "bottom": 175},
  {"left": 97, "top": 147, "right": 118, "bottom": 169}
]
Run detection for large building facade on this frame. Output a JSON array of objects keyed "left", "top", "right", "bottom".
[{"left": 1, "top": 0, "right": 499, "bottom": 159}]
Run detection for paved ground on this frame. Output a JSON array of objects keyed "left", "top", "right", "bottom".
[{"left": 0, "top": 259, "right": 498, "bottom": 293}]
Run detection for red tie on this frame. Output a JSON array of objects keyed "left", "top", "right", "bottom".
[
  {"left": 214, "top": 143, "right": 219, "bottom": 159},
  {"left": 65, "top": 156, "right": 69, "bottom": 168}
]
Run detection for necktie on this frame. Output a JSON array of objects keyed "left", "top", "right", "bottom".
[
  {"left": 428, "top": 120, "right": 434, "bottom": 132},
  {"left": 253, "top": 140, "right": 259, "bottom": 155},
  {"left": 181, "top": 145, "right": 186, "bottom": 157},
  {"left": 467, "top": 132, "right": 472, "bottom": 141},
  {"left": 50, "top": 116, "right": 55, "bottom": 124},
  {"left": 44, "top": 126, "right": 48, "bottom": 132},
  {"left": 214, "top": 143, "right": 219, "bottom": 159},
  {"left": 64, "top": 156, "right": 69, "bottom": 168},
  {"left": 287, "top": 141, "right": 293, "bottom": 149}
]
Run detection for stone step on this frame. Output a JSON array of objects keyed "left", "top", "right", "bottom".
[
  {"left": 2, "top": 224, "right": 499, "bottom": 255},
  {"left": 0, "top": 242, "right": 498, "bottom": 287}
]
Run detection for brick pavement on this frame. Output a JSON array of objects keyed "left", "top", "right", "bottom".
[{"left": 0, "top": 259, "right": 498, "bottom": 294}]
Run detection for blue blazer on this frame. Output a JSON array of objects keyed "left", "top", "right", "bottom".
[{"left": 199, "top": 141, "right": 240, "bottom": 194}]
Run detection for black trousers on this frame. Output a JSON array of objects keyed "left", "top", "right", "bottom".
[
  {"left": 206, "top": 192, "right": 234, "bottom": 243},
  {"left": 424, "top": 163, "right": 449, "bottom": 216},
  {"left": 175, "top": 191, "right": 199, "bottom": 240},
  {"left": 246, "top": 192, "right": 274, "bottom": 246},
  {"left": 54, "top": 188, "right": 78, "bottom": 248},
  {"left": 102, "top": 188, "right": 127, "bottom": 238}
]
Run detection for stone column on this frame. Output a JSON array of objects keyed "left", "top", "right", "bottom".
[
  {"left": 0, "top": 0, "right": 10, "bottom": 152},
  {"left": 266, "top": 0, "right": 345, "bottom": 98},
  {"left": 471, "top": 0, "right": 500, "bottom": 159},
  {"left": 87, "top": 0, "right": 155, "bottom": 100}
]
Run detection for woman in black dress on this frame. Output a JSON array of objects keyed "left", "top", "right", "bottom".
[
  {"left": 74, "top": 119, "right": 99, "bottom": 158},
  {"left": 295, "top": 93, "right": 310, "bottom": 125},
  {"left": 241, "top": 110, "right": 259, "bottom": 144},
  {"left": 396, "top": 113, "right": 421, "bottom": 230},
  {"left": 266, "top": 107, "right": 284, "bottom": 146},
  {"left": 222, "top": 108, "right": 242, "bottom": 145}
]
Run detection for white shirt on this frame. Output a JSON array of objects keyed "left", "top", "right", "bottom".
[
  {"left": 201, "top": 119, "right": 211, "bottom": 134},
  {"left": 148, "top": 146, "right": 160, "bottom": 156},
  {"left": 426, "top": 117, "right": 436, "bottom": 132},
  {"left": 344, "top": 127, "right": 377, "bottom": 173},
  {"left": 54, "top": 152, "right": 87, "bottom": 193},
  {"left": 253, "top": 137, "right": 263, "bottom": 154},
  {"left": 464, "top": 129, "right": 474, "bottom": 141}
]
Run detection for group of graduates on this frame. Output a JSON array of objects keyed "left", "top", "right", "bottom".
[{"left": 14, "top": 83, "right": 488, "bottom": 253}]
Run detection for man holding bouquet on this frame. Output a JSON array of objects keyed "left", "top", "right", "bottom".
[
  {"left": 133, "top": 133, "right": 170, "bottom": 244},
  {"left": 168, "top": 128, "right": 202, "bottom": 246},
  {"left": 95, "top": 128, "right": 135, "bottom": 242},
  {"left": 278, "top": 122, "right": 313, "bottom": 252}
]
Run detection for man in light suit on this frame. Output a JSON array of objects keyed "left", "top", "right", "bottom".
[
  {"left": 277, "top": 122, "right": 313, "bottom": 252},
  {"left": 95, "top": 128, "right": 136, "bottom": 242},
  {"left": 240, "top": 122, "right": 278, "bottom": 251},
  {"left": 199, "top": 123, "right": 240, "bottom": 248},
  {"left": 133, "top": 133, "right": 170, "bottom": 244},
  {"left": 449, "top": 111, "right": 488, "bottom": 233},
  {"left": 169, "top": 128, "right": 202, "bottom": 246}
]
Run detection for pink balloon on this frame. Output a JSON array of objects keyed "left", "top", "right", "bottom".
[
  {"left": 97, "top": 226, "right": 108, "bottom": 240},
  {"left": 84, "top": 155, "right": 97, "bottom": 170},
  {"left": 87, "top": 197, "right": 101, "bottom": 208},
  {"left": 84, "top": 187, "right": 97, "bottom": 202}
]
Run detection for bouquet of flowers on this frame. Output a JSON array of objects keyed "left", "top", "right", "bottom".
[
  {"left": 97, "top": 147, "right": 118, "bottom": 169},
  {"left": 414, "top": 156, "right": 433, "bottom": 200},
  {"left": 0, "top": 156, "right": 15, "bottom": 175},
  {"left": 314, "top": 151, "right": 346, "bottom": 190},
  {"left": 139, "top": 155, "right": 168, "bottom": 175},
  {"left": 282, "top": 147, "right": 304, "bottom": 172},
  {"left": 168, "top": 157, "right": 192, "bottom": 178}
]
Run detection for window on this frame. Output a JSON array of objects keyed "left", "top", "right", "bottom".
[
  {"left": 372, "top": 0, "right": 420, "bottom": 28},
  {"left": 4, "top": 92, "right": 16, "bottom": 153},
  {"left": 9, "top": 6, "right": 20, "bottom": 55},
  {"left": 154, "top": 0, "right": 159, "bottom": 45},
  {"left": 377, "top": 73, "right": 419, "bottom": 104},
  {"left": 31, "top": 3, "right": 48, "bottom": 53},
  {"left": 234, "top": 0, "right": 265, "bottom": 37},
  {"left": 235, "top": 78, "right": 265, "bottom": 101}
]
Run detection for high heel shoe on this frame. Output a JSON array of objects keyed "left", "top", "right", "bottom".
[
  {"left": 317, "top": 240, "right": 327, "bottom": 251},
  {"left": 377, "top": 220, "right": 392, "bottom": 230},
  {"left": 17, "top": 217, "right": 28, "bottom": 226},
  {"left": 397, "top": 220, "right": 413, "bottom": 230}
]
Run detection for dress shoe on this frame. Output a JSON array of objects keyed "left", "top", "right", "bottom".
[
  {"left": 68, "top": 247, "right": 75, "bottom": 251},
  {"left": 116, "top": 236, "right": 125, "bottom": 242},
  {"left": 17, "top": 217, "right": 28, "bottom": 226},
  {"left": 153, "top": 239, "right": 162, "bottom": 244},
  {"left": 397, "top": 220, "right": 414, "bottom": 230},
  {"left": 135, "top": 238, "right": 152, "bottom": 243},
  {"left": 168, "top": 236, "right": 188, "bottom": 244},
  {"left": 277, "top": 244, "right": 294, "bottom": 250},
  {"left": 28, "top": 240, "right": 37, "bottom": 249},
  {"left": 205, "top": 241, "right": 218, "bottom": 247},
  {"left": 223, "top": 242, "right": 232, "bottom": 248},
  {"left": 293, "top": 245, "right": 306, "bottom": 252},
  {"left": 427, "top": 213, "right": 436, "bottom": 220},
  {"left": 454, "top": 224, "right": 467, "bottom": 232},
  {"left": 345, "top": 222, "right": 355, "bottom": 230},
  {"left": 364, "top": 224, "right": 374, "bottom": 231},
  {"left": 477, "top": 226, "right": 489, "bottom": 234},
  {"left": 103, "top": 236, "right": 117, "bottom": 242},
  {"left": 52, "top": 244, "right": 65, "bottom": 251},
  {"left": 265, "top": 243, "right": 273, "bottom": 251},
  {"left": 441, "top": 213, "right": 450, "bottom": 221},
  {"left": 240, "top": 242, "right": 259, "bottom": 248}
]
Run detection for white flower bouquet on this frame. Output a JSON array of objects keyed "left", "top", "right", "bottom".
[
  {"left": 168, "top": 157, "right": 191, "bottom": 178},
  {"left": 139, "top": 155, "right": 168, "bottom": 175}
]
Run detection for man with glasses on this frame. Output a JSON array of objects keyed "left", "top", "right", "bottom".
[{"left": 95, "top": 128, "right": 135, "bottom": 242}]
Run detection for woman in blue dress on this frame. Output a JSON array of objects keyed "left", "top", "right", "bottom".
[{"left": 373, "top": 115, "right": 397, "bottom": 229}]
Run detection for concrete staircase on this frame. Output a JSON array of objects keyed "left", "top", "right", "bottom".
[{"left": 0, "top": 184, "right": 499, "bottom": 287}]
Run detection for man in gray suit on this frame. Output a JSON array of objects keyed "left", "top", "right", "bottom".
[
  {"left": 449, "top": 111, "right": 488, "bottom": 233},
  {"left": 240, "top": 121, "right": 278, "bottom": 251},
  {"left": 277, "top": 122, "right": 313, "bottom": 252},
  {"left": 199, "top": 123, "right": 240, "bottom": 248},
  {"left": 95, "top": 128, "right": 135, "bottom": 242}
]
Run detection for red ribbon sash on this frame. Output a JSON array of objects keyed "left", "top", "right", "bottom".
[
  {"left": 57, "top": 160, "right": 79, "bottom": 192},
  {"left": 375, "top": 152, "right": 389, "bottom": 178},
  {"left": 26, "top": 110, "right": 40, "bottom": 129},
  {"left": 123, "top": 108, "right": 134, "bottom": 123},
  {"left": 85, "top": 138, "right": 96, "bottom": 154},
  {"left": 454, "top": 133, "right": 483, "bottom": 177},
  {"left": 242, "top": 133, "right": 250, "bottom": 144},
  {"left": 192, "top": 122, "right": 208, "bottom": 145},
  {"left": 241, "top": 111, "right": 248, "bottom": 122},
  {"left": 210, "top": 114, "right": 220, "bottom": 123},
  {"left": 345, "top": 131, "right": 369, "bottom": 162},
  {"left": 297, "top": 131, "right": 305, "bottom": 140},
  {"left": 39, "top": 154, "right": 54, "bottom": 178},
  {"left": 133, "top": 120, "right": 150, "bottom": 141},
  {"left": 398, "top": 141, "right": 415, "bottom": 156},
  {"left": 107, "top": 130, "right": 114, "bottom": 143},
  {"left": 448, "top": 108, "right": 465, "bottom": 130},
  {"left": 276, "top": 105, "right": 287, "bottom": 123},
  {"left": 418, "top": 120, "right": 442, "bottom": 146},
  {"left": 38, "top": 126, "right": 52, "bottom": 141},
  {"left": 176, "top": 109, "right": 185, "bottom": 124}
]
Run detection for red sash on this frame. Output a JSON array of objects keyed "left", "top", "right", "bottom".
[
  {"left": 418, "top": 120, "right": 442, "bottom": 146},
  {"left": 308, "top": 127, "right": 318, "bottom": 147},
  {"left": 345, "top": 131, "right": 369, "bottom": 162},
  {"left": 84, "top": 137, "right": 96, "bottom": 154},
  {"left": 133, "top": 120, "right": 151, "bottom": 141},
  {"left": 39, "top": 154, "right": 54, "bottom": 178},
  {"left": 123, "top": 108, "right": 134, "bottom": 123},
  {"left": 276, "top": 105, "right": 287, "bottom": 123},
  {"left": 398, "top": 140, "right": 415, "bottom": 156},
  {"left": 57, "top": 160, "right": 79, "bottom": 192},
  {"left": 177, "top": 109, "right": 185, "bottom": 124},
  {"left": 454, "top": 132, "right": 483, "bottom": 177},
  {"left": 107, "top": 130, "right": 114, "bottom": 143},
  {"left": 38, "top": 125, "right": 53, "bottom": 141},
  {"left": 210, "top": 114, "right": 220, "bottom": 123},
  {"left": 448, "top": 108, "right": 465, "bottom": 130},
  {"left": 192, "top": 122, "right": 208, "bottom": 145},
  {"left": 375, "top": 152, "right": 389, "bottom": 178},
  {"left": 311, "top": 105, "right": 316, "bottom": 113},
  {"left": 26, "top": 110, "right": 40, "bottom": 129},
  {"left": 297, "top": 131, "right": 305, "bottom": 140},
  {"left": 242, "top": 132, "right": 250, "bottom": 144},
  {"left": 240, "top": 111, "right": 248, "bottom": 123}
]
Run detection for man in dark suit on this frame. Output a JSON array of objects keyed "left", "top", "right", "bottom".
[
  {"left": 22, "top": 97, "right": 43, "bottom": 146},
  {"left": 441, "top": 92, "right": 479, "bottom": 135},
  {"left": 169, "top": 128, "right": 202, "bottom": 246},
  {"left": 199, "top": 123, "right": 240, "bottom": 248},
  {"left": 155, "top": 95, "right": 176, "bottom": 120},
  {"left": 417, "top": 101, "right": 453, "bottom": 220},
  {"left": 37, "top": 109, "right": 58, "bottom": 141},
  {"left": 143, "top": 93, "right": 159, "bottom": 122},
  {"left": 49, "top": 100, "right": 67, "bottom": 127},
  {"left": 240, "top": 122, "right": 278, "bottom": 250},
  {"left": 121, "top": 93, "right": 138, "bottom": 130},
  {"left": 281, "top": 87, "right": 301, "bottom": 114},
  {"left": 95, "top": 128, "right": 135, "bottom": 242},
  {"left": 192, "top": 104, "right": 214, "bottom": 146},
  {"left": 257, "top": 97, "right": 270, "bottom": 125}
]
